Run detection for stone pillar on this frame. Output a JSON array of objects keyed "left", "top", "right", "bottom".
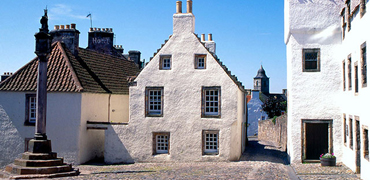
[{"left": 34, "top": 9, "right": 51, "bottom": 141}]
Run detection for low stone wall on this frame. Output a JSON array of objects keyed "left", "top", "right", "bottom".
[{"left": 258, "top": 114, "right": 287, "bottom": 151}]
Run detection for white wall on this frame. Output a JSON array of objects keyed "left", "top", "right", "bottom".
[
  {"left": 248, "top": 91, "right": 268, "bottom": 136},
  {"left": 339, "top": 7, "right": 370, "bottom": 179},
  {"left": 0, "top": 92, "right": 82, "bottom": 167},
  {"left": 105, "top": 10, "right": 245, "bottom": 163},
  {"left": 285, "top": 0, "right": 343, "bottom": 163}
]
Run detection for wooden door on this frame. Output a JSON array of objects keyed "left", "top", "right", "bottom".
[{"left": 305, "top": 123, "right": 328, "bottom": 160}]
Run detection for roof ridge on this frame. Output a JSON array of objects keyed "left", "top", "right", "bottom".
[
  {"left": 55, "top": 42, "right": 83, "bottom": 92},
  {"left": 79, "top": 47, "right": 130, "bottom": 62}
]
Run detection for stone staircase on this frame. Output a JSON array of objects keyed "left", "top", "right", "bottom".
[{"left": 1, "top": 140, "right": 79, "bottom": 179}]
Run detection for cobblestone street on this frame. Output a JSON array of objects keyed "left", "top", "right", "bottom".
[{"left": 5, "top": 137, "right": 359, "bottom": 180}]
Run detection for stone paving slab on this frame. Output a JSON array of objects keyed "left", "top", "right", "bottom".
[
  {"left": 0, "top": 138, "right": 359, "bottom": 179},
  {"left": 291, "top": 162, "right": 360, "bottom": 180}
]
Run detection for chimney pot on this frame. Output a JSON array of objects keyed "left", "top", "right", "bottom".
[
  {"left": 98, "top": 28, "right": 101, "bottom": 31},
  {"left": 3, "top": 72, "right": 5, "bottom": 75},
  {"left": 94, "top": 27, "right": 97, "bottom": 31},
  {"left": 60, "top": 25, "right": 65, "bottom": 29},
  {"left": 187, "top": 0, "right": 193, "bottom": 13},
  {"left": 201, "top": 34, "right": 205, "bottom": 41},
  {"left": 89, "top": 27, "right": 93, "bottom": 32},
  {"left": 110, "top": 28, "right": 113, "bottom": 32},
  {"left": 208, "top": 34, "right": 213, "bottom": 41},
  {"left": 66, "top": 24, "right": 70, "bottom": 29},
  {"left": 102, "top": 28, "right": 106, "bottom": 31},
  {"left": 176, "top": 1, "right": 182, "bottom": 13},
  {"left": 119, "top": 45, "right": 122, "bottom": 48},
  {"left": 71, "top": 23, "right": 76, "bottom": 29},
  {"left": 54, "top": 25, "right": 60, "bottom": 30}
]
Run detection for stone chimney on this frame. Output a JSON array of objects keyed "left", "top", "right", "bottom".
[
  {"left": 201, "top": 33, "right": 216, "bottom": 55},
  {"left": 1, "top": 72, "right": 12, "bottom": 82},
  {"left": 114, "top": 45, "right": 124, "bottom": 54},
  {"left": 50, "top": 23, "right": 80, "bottom": 55},
  {"left": 128, "top": 50, "right": 142, "bottom": 68},
  {"left": 88, "top": 27, "right": 115, "bottom": 55},
  {"left": 173, "top": 0, "right": 195, "bottom": 35}
]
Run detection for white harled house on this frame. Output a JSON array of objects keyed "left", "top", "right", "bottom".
[
  {"left": 104, "top": 0, "right": 248, "bottom": 163},
  {"left": 285, "top": 0, "right": 370, "bottom": 179}
]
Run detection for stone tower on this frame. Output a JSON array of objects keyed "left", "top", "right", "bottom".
[{"left": 253, "top": 65, "right": 269, "bottom": 94}]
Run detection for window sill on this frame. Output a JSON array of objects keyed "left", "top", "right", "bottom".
[
  {"left": 202, "top": 114, "right": 221, "bottom": 119},
  {"left": 146, "top": 114, "right": 163, "bottom": 117},
  {"left": 24, "top": 122, "right": 35, "bottom": 126},
  {"left": 303, "top": 69, "right": 320, "bottom": 72},
  {"left": 153, "top": 153, "right": 170, "bottom": 156},
  {"left": 202, "top": 152, "right": 219, "bottom": 156}
]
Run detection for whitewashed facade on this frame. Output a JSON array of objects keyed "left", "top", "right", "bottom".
[
  {"left": 285, "top": 0, "right": 370, "bottom": 178},
  {"left": 105, "top": 1, "right": 247, "bottom": 163}
]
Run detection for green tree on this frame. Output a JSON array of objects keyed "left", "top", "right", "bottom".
[{"left": 262, "top": 96, "right": 287, "bottom": 118}]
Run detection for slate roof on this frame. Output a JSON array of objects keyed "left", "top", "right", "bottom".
[
  {"left": 254, "top": 65, "right": 268, "bottom": 79},
  {"left": 0, "top": 42, "right": 139, "bottom": 94}
]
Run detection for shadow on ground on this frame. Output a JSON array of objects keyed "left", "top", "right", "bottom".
[{"left": 241, "top": 137, "right": 289, "bottom": 165}]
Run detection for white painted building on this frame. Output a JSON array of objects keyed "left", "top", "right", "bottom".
[
  {"left": 0, "top": 25, "right": 140, "bottom": 167},
  {"left": 104, "top": 0, "right": 247, "bottom": 163},
  {"left": 285, "top": 0, "right": 370, "bottom": 178},
  {"left": 247, "top": 90, "right": 268, "bottom": 136}
]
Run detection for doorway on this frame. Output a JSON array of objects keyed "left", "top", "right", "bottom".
[
  {"left": 355, "top": 118, "right": 361, "bottom": 174},
  {"left": 302, "top": 120, "right": 333, "bottom": 162}
]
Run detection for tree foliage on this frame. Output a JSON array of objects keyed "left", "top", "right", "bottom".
[{"left": 262, "top": 96, "right": 287, "bottom": 118}]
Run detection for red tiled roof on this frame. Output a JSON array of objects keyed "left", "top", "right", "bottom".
[{"left": 0, "top": 42, "right": 139, "bottom": 94}]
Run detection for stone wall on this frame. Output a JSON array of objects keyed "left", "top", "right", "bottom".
[{"left": 258, "top": 115, "right": 287, "bottom": 151}]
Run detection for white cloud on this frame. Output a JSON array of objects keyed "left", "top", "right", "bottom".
[{"left": 49, "top": 4, "right": 88, "bottom": 20}]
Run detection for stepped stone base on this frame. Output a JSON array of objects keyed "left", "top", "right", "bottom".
[{"left": 0, "top": 139, "right": 79, "bottom": 179}]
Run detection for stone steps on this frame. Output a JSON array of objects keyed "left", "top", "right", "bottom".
[
  {"left": 5, "top": 163, "right": 73, "bottom": 175},
  {"left": 1, "top": 169, "right": 79, "bottom": 179},
  {"left": 14, "top": 158, "right": 64, "bottom": 167},
  {"left": 22, "top": 152, "right": 57, "bottom": 160}
]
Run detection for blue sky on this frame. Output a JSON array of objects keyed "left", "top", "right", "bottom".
[{"left": 0, "top": 0, "right": 286, "bottom": 92}]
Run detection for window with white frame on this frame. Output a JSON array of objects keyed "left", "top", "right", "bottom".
[
  {"left": 343, "top": 60, "right": 346, "bottom": 91},
  {"left": 25, "top": 94, "right": 36, "bottom": 125},
  {"left": 145, "top": 87, "right": 163, "bottom": 117},
  {"left": 361, "top": 42, "right": 367, "bottom": 87},
  {"left": 203, "top": 130, "right": 219, "bottom": 155},
  {"left": 202, "top": 86, "right": 221, "bottom": 118},
  {"left": 355, "top": 62, "right": 359, "bottom": 93},
  {"left": 348, "top": 55, "right": 352, "bottom": 90},
  {"left": 153, "top": 132, "right": 170, "bottom": 155},
  {"left": 350, "top": 117, "right": 353, "bottom": 149},
  {"left": 363, "top": 127, "right": 369, "bottom": 161},
  {"left": 302, "top": 48, "right": 320, "bottom": 72},
  {"left": 195, "top": 54, "right": 206, "bottom": 69},
  {"left": 344, "top": 114, "right": 347, "bottom": 145},
  {"left": 159, "top": 55, "right": 171, "bottom": 70}
]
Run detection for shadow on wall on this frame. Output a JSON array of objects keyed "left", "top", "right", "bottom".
[
  {"left": 104, "top": 125, "right": 133, "bottom": 164},
  {"left": 0, "top": 105, "right": 24, "bottom": 168}
]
